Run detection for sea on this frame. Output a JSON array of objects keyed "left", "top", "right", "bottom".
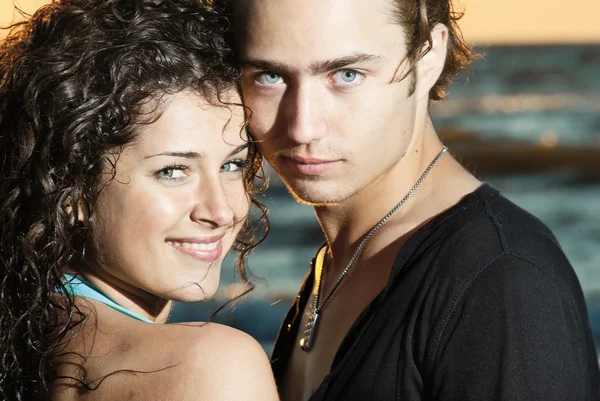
[{"left": 171, "top": 44, "right": 600, "bottom": 354}]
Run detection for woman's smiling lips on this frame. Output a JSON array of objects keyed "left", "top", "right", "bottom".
[{"left": 166, "top": 234, "right": 225, "bottom": 262}]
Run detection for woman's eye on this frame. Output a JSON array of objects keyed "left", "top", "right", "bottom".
[
  {"left": 154, "top": 166, "right": 187, "bottom": 181},
  {"left": 331, "top": 70, "right": 364, "bottom": 86},
  {"left": 255, "top": 73, "right": 283, "bottom": 86},
  {"left": 221, "top": 160, "right": 247, "bottom": 173}
]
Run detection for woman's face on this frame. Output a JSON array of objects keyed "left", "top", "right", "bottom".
[{"left": 87, "top": 90, "right": 251, "bottom": 304}]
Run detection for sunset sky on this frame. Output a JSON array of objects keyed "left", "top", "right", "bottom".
[{"left": 1, "top": 0, "right": 600, "bottom": 43}]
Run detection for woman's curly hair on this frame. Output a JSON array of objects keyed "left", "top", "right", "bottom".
[{"left": 0, "top": 0, "right": 267, "bottom": 399}]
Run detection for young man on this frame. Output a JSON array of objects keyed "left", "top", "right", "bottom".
[{"left": 225, "top": 0, "right": 600, "bottom": 399}]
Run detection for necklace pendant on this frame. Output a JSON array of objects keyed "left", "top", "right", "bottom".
[{"left": 299, "top": 311, "right": 320, "bottom": 352}]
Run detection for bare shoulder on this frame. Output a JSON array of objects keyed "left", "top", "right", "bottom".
[
  {"left": 167, "top": 322, "right": 280, "bottom": 401},
  {"left": 52, "top": 302, "right": 278, "bottom": 400}
]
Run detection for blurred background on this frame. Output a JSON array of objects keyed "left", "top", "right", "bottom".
[{"left": 2, "top": 0, "right": 599, "bottom": 354}]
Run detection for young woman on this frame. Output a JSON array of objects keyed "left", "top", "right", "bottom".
[{"left": 0, "top": 0, "right": 278, "bottom": 399}]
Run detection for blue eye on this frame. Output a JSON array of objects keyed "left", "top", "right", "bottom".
[
  {"left": 331, "top": 70, "right": 364, "bottom": 86},
  {"left": 341, "top": 71, "right": 357, "bottom": 82},
  {"left": 154, "top": 165, "right": 188, "bottom": 182},
  {"left": 221, "top": 159, "right": 248, "bottom": 174},
  {"left": 255, "top": 73, "right": 283, "bottom": 86}
]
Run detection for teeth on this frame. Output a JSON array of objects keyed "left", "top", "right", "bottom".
[{"left": 167, "top": 241, "right": 219, "bottom": 251}]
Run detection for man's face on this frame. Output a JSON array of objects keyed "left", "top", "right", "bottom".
[{"left": 236, "top": 0, "right": 421, "bottom": 204}]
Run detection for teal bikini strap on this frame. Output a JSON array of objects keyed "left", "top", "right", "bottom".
[{"left": 62, "top": 274, "right": 155, "bottom": 323}]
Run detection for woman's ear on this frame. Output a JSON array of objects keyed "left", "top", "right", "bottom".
[{"left": 414, "top": 23, "right": 449, "bottom": 100}]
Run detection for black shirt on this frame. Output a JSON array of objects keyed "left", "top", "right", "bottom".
[{"left": 271, "top": 184, "right": 600, "bottom": 401}]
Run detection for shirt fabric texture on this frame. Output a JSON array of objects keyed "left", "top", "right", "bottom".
[{"left": 271, "top": 184, "right": 600, "bottom": 401}]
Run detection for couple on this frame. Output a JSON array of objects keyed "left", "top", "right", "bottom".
[{"left": 1, "top": 0, "right": 598, "bottom": 400}]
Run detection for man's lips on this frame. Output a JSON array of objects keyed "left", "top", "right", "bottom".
[
  {"left": 289, "top": 155, "right": 338, "bottom": 164},
  {"left": 166, "top": 234, "right": 225, "bottom": 262},
  {"left": 283, "top": 155, "right": 341, "bottom": 176}
]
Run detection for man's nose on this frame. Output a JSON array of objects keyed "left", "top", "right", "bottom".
[{"left": 281, "top": 82, "right": 326, "bottom": 145}]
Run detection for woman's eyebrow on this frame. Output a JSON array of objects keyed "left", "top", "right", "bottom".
[
  {"left": 143, "top": 144, "right": 249, "bottom": 160},
  {"left": 228, "top": 143, "right": 250, "bottom": 157},
  {"left": 144, "top": 151, "right": 202, "bottom": 159}
]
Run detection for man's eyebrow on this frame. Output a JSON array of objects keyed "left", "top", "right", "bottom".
[
  {"left": 239, "top": 53, "right": 383, "bottom": 75},
  {"left": 309, "top": 53, "right": 384, "bottom": 75},
  {"left": 238, "top": 58, "right": 297, "bottom": 74}
]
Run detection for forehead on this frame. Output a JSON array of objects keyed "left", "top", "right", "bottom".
[
  {"left": 134, "top": 90, "right": 246, "bottom": 152},
  {"left": 234, "top": 0, "right": 405, "bottom": 64}
]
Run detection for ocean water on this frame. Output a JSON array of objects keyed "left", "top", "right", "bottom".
[{"left": 171, "top": 44, "right": 600, "bottom": 352}]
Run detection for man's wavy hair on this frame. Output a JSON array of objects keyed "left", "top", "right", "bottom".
[
  {"left": 391, "top": 0, "right": 474, "bottom": 100},
  {"left": 0, "top": 0, "right": 267, "bottom": 399},
  {"left": 219, "top": 0, "right": 473, "bottom": 101}
]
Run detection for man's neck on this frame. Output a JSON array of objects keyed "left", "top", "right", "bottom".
[{"left": 313, "top": 121, "right": 480, "bottom": 272}]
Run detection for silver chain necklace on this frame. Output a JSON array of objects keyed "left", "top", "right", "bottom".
[{"left": 299, "top": 146, "right": 448, "bottom": 352}]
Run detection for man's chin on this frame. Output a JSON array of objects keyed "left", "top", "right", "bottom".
[{"left": 283, "top": 179, "right": 354, "bottom": 206}]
